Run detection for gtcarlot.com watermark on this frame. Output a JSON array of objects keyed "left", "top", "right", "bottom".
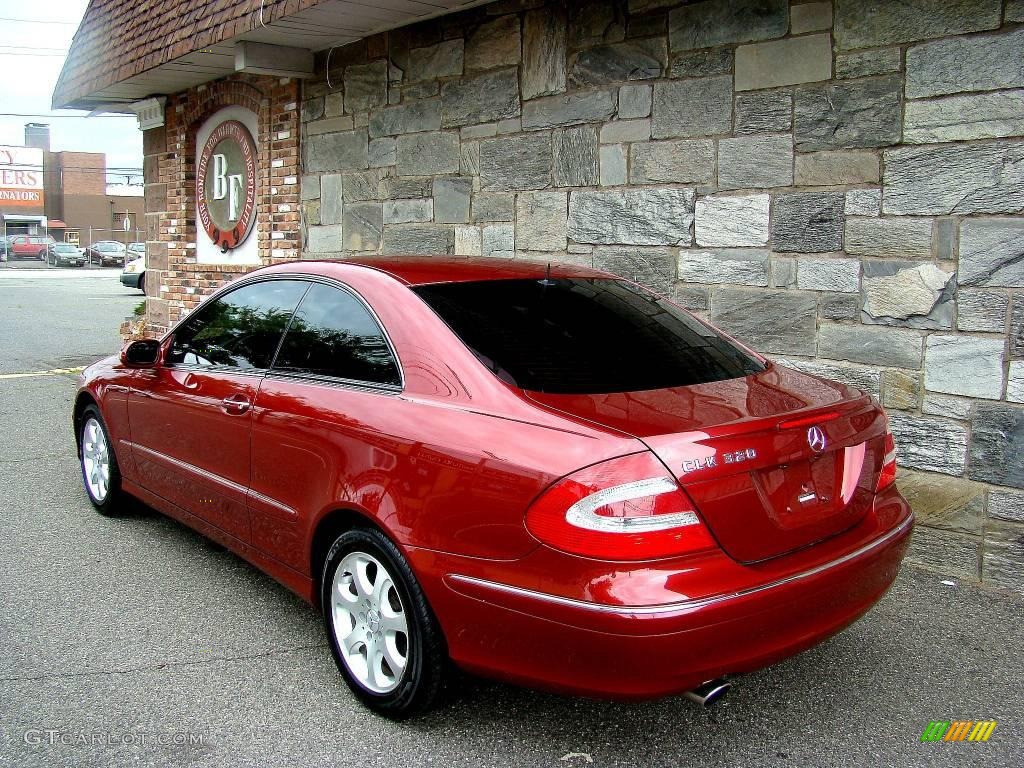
[{"left": 24, "top": 729, "right": 206, "bottom": 748}]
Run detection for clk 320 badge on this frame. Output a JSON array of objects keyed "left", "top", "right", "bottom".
[{"left": 682, "top": 448, "right": 757, "bottom": 473}]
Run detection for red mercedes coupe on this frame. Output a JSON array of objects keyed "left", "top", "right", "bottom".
[{"left": 74, "top": 257, "right": 912, "bottom": 717}]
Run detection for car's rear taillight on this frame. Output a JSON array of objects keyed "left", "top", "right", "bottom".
[
  {"left": 525, "top": 453, "right": 717, "bottom": 560},
  {"left": 876, "top": 430, "right": 897, "bottom": 492}
]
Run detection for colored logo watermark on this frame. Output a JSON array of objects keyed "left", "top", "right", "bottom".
[{"left": 921, "top": 720, "right": 997, "bottom": 742}]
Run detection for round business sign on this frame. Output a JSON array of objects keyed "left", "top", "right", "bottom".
[{"left": 196, "top": 120, "right": 257, "bottom": 251}]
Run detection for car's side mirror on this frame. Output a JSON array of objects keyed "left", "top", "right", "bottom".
[{"left": 120, "top": 338, "right": 162, "bottom": 367}]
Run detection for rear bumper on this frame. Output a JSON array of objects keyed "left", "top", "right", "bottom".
[{"left": 412, "top": 491, "right": 913, "bottom": 699}]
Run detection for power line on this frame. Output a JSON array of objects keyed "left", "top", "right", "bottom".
[
  {"left": 0, "top": 51, "right": 68, "bottom": 57},
  {"left": 0, "top": 45, "right": 68, "bottom": 51},
  {"left": 0, "top": 163, "right": 143, "bottom": 171},
  {"left": 39, "top": 171, "right": 143, "bottom": 176},
  {"left": 0, "top": 17, "right": 76, "bottom": 25},
  {"left": 0, "top": 112, "right": 133, "bottom": 118}
]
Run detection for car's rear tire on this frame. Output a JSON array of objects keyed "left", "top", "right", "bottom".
[
  {"left": 79, "top": 406, "right": 126, "bottom": 516},
  {"left": 138, "top": 274, "right": 145, "bottom": 294},
  {"left": 321, "top": 527, "right": 448, "bottom": 719}
]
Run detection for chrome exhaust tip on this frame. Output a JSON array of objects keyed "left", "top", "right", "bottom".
[{"left": 684, "top": 679, "right": 731, "bottom": 707}]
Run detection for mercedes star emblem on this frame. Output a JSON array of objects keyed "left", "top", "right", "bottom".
[{"left": 807, "top": 426, "right": 827, "bottom": 454}]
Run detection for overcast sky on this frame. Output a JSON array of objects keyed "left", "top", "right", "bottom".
[{"left": 0, "top": 0, "right": 143, "bottom": 183}]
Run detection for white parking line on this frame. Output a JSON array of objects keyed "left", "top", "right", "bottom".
[
  {"left": 0, "top": 367, "right": 87, "bottom": 380},
  {"left": 0, "top": 269, "right": 119, "bottom": 279}
]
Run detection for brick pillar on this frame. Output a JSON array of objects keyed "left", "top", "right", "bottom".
[{"left": 142, "top": 125, "right": 170, "bottom": 335}]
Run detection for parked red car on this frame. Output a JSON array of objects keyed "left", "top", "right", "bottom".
[
  {"left": 74, "top": 257, "right": 912, "bottom": 718},
  {"left": 8, "top": 234, "right": 54, "bottom": 260}
]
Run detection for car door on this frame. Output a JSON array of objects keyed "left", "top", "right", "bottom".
[
  {"left": 127, "top": 278, "right": 309, "bottom": 542},
  {"left": 248, "top": 281, "right": 404, "bottom": 570}
]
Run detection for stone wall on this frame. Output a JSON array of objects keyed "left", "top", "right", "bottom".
[
  {"left": 143, "top": 74, "right": 302, "bottom": 334},
  {"left": 298, "top": 0, "right": 1024, "bottom": 590}
]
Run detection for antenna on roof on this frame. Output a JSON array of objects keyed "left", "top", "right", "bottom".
[{"left": 538, "top": 262, "right": 556, "bottom": 286}]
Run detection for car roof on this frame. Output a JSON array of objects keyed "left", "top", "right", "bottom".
[{"left": 274, "top": 256, "right": 616, "bottom": 287}]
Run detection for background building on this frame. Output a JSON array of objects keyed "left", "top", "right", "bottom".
[
  {"left": 0, "top": 123, "right": 143, "bottom": 245},
  {"left": 43, "top": 144, "right": 145, "bottom": 248},
  {"left": 53, "top": 0, "right": 1024, "bottom": 590}
]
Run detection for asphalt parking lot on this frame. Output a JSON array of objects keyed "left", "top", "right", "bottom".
[{"left": 1, "top": 274, "right": 1022, "bottom": 768}]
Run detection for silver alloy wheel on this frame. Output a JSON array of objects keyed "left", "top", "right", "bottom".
[
  {"left": 331, "top": 551, "right": 409, "bottom": 694},
  {"left": 81, "top": 417, "right": 111, "bottom": 502}
]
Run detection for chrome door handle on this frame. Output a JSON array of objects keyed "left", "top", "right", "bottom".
[{"left": 221, "top": 394, "right": 251, "bottom": 415}]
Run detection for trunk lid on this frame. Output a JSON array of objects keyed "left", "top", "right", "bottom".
[{"left": 525, "top": 364, "right": 888, "bottom": 563}]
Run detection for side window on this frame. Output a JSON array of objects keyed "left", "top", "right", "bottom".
[
  {"left": 272, "top": 283, "right": 401, "bottom": 387},
  {"left": 167, "top": 279, "right": 308, "bottom": 370}
]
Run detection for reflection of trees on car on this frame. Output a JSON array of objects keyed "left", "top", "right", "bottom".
[
  {"left": 174, "top": 303, "right": 294, "bottom": 369},
  {"left": 275, "top": 314, "right": 398, "bottom": 383},
  {"left": 166, "top": 279, "right": 399, "bottom": 386},
  {"left": 174, "top": 299, "right": 397, "bottom": 383}
]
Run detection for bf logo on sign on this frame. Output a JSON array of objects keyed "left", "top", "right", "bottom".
[
  {"left": 197, "top": 119, "right": 258, "bottom": 252},
  {"left": 210, "top": 154, "right": 245, "bottom": 222}
]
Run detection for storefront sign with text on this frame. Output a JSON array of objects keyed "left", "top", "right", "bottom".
[
  {"left": 196, "top": 120, "right": 257, "bottom": 251},
  {"left": 0, "top": 146, "right": 44, "bottom": 209}
]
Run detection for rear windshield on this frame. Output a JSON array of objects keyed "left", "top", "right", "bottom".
[{"left": 413, "top": 278, "right": 765, "bottom": 394}]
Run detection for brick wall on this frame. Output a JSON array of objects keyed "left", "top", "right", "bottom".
[
  {"left": 49, "top": 152, "right": 106, "bottom": 196},
  {"left": 298, "top": 0, "right": 1024, "bottom": 590},
  {"left": 143, "top": 73, "right": 301, "bottom": 333}
]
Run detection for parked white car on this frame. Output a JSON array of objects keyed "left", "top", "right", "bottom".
[{"left": 120, "top": 257, "right": 146, "bottom": 292}]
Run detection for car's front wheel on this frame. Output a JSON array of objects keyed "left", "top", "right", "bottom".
[
  {"left": 321, "top": 527, "right": 447, "bottom": 718},
  {"left": 79, "top": 406, "right": 125, "bottom": 515}
]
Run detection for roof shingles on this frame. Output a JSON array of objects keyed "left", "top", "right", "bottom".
[{"left": 53, "top": 0, "right": 326, "bottom": 109}]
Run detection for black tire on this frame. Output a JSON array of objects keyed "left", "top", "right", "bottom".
[
  {"left": 138, "top": 273, "right": 145, "bottom": 294},
  {"left": 78, "top": 406, "right": 126, "bottom": 516},
  {"left": 321, "top": 527, "right": 447, "bottom": 718}
]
